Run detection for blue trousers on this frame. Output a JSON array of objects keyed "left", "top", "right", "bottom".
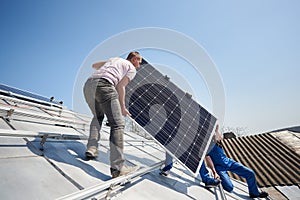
[
  {"left": 199, "top": 162, "right": 216, "bottom": 183},
  {"left": 164, "top": 153, "right": 220, "bottom": 185},
  {"left": 215, "top": 159, "right": 260, "bottom": 196},
  {"left": 162, "top": 153, "right": 173, "bottom": 171}
]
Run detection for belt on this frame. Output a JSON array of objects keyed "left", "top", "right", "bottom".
[
  {"left": 88, "top": 77, "right": 113, "bottom": 85},
  {"left": 98, "top": 78, "right": 113, "bottom": 86}
]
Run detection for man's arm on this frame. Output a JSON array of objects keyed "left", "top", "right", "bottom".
[
  {"left": 215, "top": 124, "right": 223, "bottom": 142},
  {"left": 205, "top": 156, "right": 220, "bottom": 179},
  {"left": 92, "top": 61, "right": 107, "bottom": 70},
  {"left": 116, "top": 76, "right": 131, "bottom": 116}
]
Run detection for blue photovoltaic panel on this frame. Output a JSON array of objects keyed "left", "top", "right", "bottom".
[
  {"left": 0, "top": 84, "right": 62, "bottom": 106},
  {"left": 125, "top": 60, "right": 217, "bottom": 174}
]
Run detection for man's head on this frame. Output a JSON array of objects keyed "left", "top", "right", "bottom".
[{"left": 127, "top": 51, "right": 142, "bottom": 68}]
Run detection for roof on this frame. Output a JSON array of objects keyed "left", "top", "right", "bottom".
[
  {"left": 221, "top": 131, "right": 300, "bottom": 199},
  {"left": 0, "top": 83, "right": 252, "bottom": 200}
]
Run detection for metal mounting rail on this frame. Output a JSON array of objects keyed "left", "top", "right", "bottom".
[
  {"left": 0, "top": 107, "right": 88, "bottom": 127},
  {"left": 0, "top": 129, "right": 88, "bottom": 140},
  {"left": 56, "top": 161, "right": 164, "bottom": 200},
  {"left": 0, "top": 94, "right": 91, "bottom": 121},
  {"left": 218, "top": 181, "right": 227, "bottom": 200},
  {"left": 0, "top": 129, "right": 157, "bottom": 148}
]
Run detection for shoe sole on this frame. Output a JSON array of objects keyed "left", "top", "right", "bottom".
[
  {"left": 205, "top": 185, "right": 219, "bottom": 188},
  {"left": 159, "top": 171, "right": 169, "bottom": 176},
  {"left": 85, "top": 151, "right": 98, "bottom": 158},
  {"left": 204, "top": 182, "right": 220, "bottom": 188}
]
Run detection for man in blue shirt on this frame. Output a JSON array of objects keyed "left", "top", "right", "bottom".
[
  {"left": 161, "top": 125, "right": 269, "bottom": 198},
  {"left": 206, "top": 125, "right": 268, "bottom": 198}
]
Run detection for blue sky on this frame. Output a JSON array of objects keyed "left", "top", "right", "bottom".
[{"left": 0, "top": 0, "right": 299, "bottom": 135}]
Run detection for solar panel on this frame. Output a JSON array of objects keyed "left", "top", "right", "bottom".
[
  {"left": 125, "top": 60, "right": 217, "bottom": 175},
  {"left": 0, "top": 83, "right": 62, "bottom": 107}
]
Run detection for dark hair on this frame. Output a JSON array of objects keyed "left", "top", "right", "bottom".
[{"left": 126, "top": 51, "right": 140, "bottom": 60}]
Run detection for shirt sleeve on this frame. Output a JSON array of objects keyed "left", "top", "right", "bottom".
[{"left": 125, "top": 65, "right": 136, "bottom": 81}]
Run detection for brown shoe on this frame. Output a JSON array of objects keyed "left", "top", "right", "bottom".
[
  {"left": 111, "top": 165, "right": 140, "bottom": 178},
  {"left": 85, "top": 146, "right": 98, "bottom": 158}
]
